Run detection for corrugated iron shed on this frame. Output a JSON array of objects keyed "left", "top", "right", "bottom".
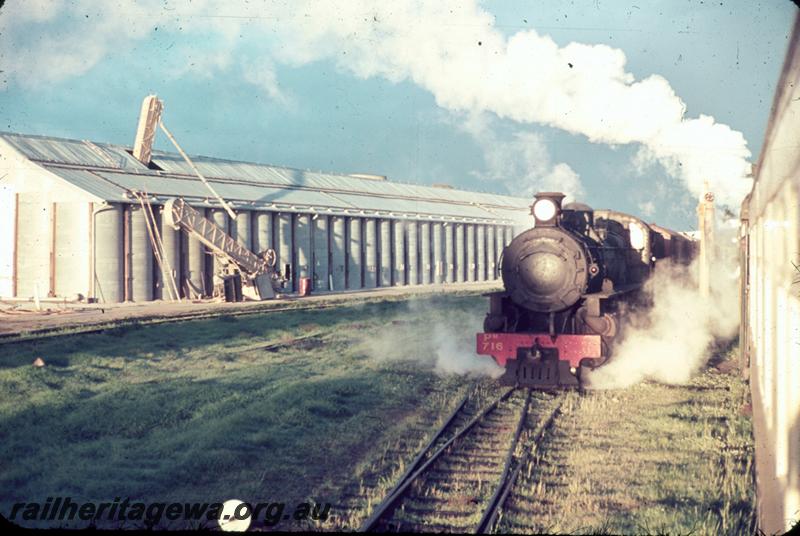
[{"left": 1, "top": 132, "right": 532, "bottom": 225}]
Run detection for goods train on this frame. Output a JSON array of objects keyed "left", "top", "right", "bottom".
[{"left": 477, "top": 192, "right": 696, "bottom": 387}]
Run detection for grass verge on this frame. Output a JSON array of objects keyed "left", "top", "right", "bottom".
[
  {"left": 497, "top": 343, "right": 756, "bottom": 535},
  {"left": 0, "top": 293, "right": 488, "bottom": 529}
]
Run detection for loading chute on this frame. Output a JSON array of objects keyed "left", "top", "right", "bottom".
[
  {"left": 163, "top": 198, "right": 281, "bottom": 301},
  {"left": 132, "top": 94, "right": 283, "bottom": 302}
]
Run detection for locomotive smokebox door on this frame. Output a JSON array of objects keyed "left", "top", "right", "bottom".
[{"left": 499, "top": 345, "right": 579, "bottom": 388}]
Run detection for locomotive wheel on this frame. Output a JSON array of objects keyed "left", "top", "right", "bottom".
[
  {"left": 577, "top": 357, "right": 604, "bottom": 389},
  {"left": 578, "top": 364, "right": 598, "bottom": 389}
]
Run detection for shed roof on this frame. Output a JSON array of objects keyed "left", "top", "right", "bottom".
[{"left": 1, "top": 131, "right": 533, "bottom": 225}]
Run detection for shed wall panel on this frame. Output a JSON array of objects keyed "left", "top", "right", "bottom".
[
  {"left": 364, "top": 218, "right": 377, "bottom": 288},
  {"left": 432, "top": 222, "right": 444, "bottom": 284},
  {"left": 129, "top": 205, "right": 153, "bottom": 302},
  {"left": 278, "top": 213, "right": 294, "bottom": 289},
  {"left": 157, "top": 206, "right": 181, "bottom": 300},
  {"left": 476, "top": 225, "right": 486, "bottom": 282},
  {"left": 54, "top": 202, "right": 90, "bottom": 299},
  {"left": 0, "top": 187, "right": 16, "bottom": 297},
  {"left": 185, "top": 207, "right": 207, "bottom": 298},
  {"left": 408, "top": 221, "right": 419, "bottom": 285},
  {"left": 295, "top": 213, "right": 312, "bottom": 282},
  {"left": 94, "top": 204, "right": 123, "bottom": 303},
  {"left": 420, "top": 221, "right": 430, "bottom": 285},
  {"left": 466, "top": 224, "right": 476, "bottom": 282},
  {"left": 15, "top": 195, "right": 51, "bottom": 299},
  {"left": 495, "top": 226, "right": 504, "bottom": 279},
  {"left": 253, "top": 211, "right": 273, "bottom": 254},
  {"left": 210, "top": 209, "right": 229, "bottom": 288},
  {"left": 379, "top": 219, "right": 392, "bottom": 286},
  {"left": 486, "top": 224, "right": 496, "bottom": 280},
  {"left": 445, "top": 223, "right": 454, "bottom": 283},
  {"left": 331, "top": 216, "right": 346, "bottom": 291},
  {"left": 347, "top": 217, "right": 363, "bottom": 289},
  {"left": 313, "top": 215, "right": 330, "bottom": 291},
  {"left": 455, "top": 223, "right": 465, "bottom": 283},
  {"left": 393, "top": 220, "right": 406, "bottom": 286},
  {"left": 234, "top": 211, "right": 252, "bottom": 251}
]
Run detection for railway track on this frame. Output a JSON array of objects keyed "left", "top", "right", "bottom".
[{"left": 358, "top": 387, "right": 564, "bottom": 533}]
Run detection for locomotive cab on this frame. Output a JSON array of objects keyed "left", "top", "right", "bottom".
[{"left": 561, "top": 202, "right": 595, "bottom": 236}]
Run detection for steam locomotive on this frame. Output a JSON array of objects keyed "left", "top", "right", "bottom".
[{"left": 477, "top": 192, "right": 695, "bottom": 387}]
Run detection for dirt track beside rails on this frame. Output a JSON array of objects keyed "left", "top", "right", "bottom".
[{"left": 0, "top": 282, "right": 499, "bottom": 342}]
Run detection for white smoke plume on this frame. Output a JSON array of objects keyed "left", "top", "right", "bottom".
[
  {"left": 1, "top": 1, "right": 751, "bottom": 207},
  {"left": 638, "top": 201, "right": 656, "bottom": 218},
  {"left": 460, "top": 114, "right": 584, "bottom": 201},
  {"left": 587, "top": 227, "right": 740, "bottom": 389},
  {"left": 359, "top": 300, "right": 502, "bottom": 378}
]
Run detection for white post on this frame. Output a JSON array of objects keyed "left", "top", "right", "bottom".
[{"left": 697, "top": 183, "right": 715, "bottom": 298}]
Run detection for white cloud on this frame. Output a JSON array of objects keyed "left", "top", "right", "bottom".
[
  {"left": 0, "top": 0, "right": 752, "bottom": 207},
  {"left": 0, "top": 1, "right": 154, "bottom": 87},
  {"left": 5, "top": 0, "right": 61, "bottom": 23},
  {"left": 241, "top": 59, "right": 294, "bottom": 107}
]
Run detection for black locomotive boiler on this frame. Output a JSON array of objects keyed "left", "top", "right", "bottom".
[{"left": 476, "top": 192, "right": 696, "bottom": 387}]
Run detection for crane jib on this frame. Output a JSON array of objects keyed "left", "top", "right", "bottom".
[{"left": 163, "top": 198, "right": 268, "bottom": 277}]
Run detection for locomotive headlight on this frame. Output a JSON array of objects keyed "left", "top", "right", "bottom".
[
  {"left": 629, "top": 223, "right": 646, "bottom": 250},
  {"left": 533, "top": 199, "right": 557, "bottom": 222}
]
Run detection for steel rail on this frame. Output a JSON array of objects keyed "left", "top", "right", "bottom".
[
  {"left": 358, "top": 386, "right": 518, "bottom": 532},
  {"left": 475, "top": 398, "right": 565, "bottom": 534},
  {"left": 386, "top": 392, "right": 470, "bottom": 492},
  {"left": 474, "top": 388, "right": 533, "bottom": 533}
]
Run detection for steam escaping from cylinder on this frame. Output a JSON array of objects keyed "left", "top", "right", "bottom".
[
  {"left": 585, "top": 227, "right": 740, "bottom": 389},
  {"left": 358, "top": 299, "right": 502, "bottom": 378}
]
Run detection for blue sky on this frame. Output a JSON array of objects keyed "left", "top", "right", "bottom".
[{"left": 0, "top": 0, "right": 795, "bottom": 229}]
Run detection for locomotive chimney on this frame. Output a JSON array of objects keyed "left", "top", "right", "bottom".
[{"left": 531, "top": 192, "right": 566, "bottom": 227}]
